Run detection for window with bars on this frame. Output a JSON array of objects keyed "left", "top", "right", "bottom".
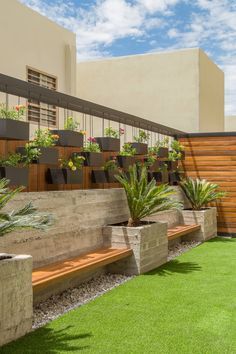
[{"left": 27, "top": 68, "right": 58, "bottom": 126}]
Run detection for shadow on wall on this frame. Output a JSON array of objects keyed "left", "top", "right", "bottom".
[
  {"left": 146, "top": 259, "right": 202, "bottom": 277},
  {"left": 1, "top": 326, "right": 92, "bottom": 354}
]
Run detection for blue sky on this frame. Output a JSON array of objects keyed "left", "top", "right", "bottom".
[{"left": 20, "top": 0, "right": 236, "bottom": 115}]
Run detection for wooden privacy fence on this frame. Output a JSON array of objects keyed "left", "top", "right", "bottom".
[{"left": 179, "top": 133, "right": 236, "bottom": 236}]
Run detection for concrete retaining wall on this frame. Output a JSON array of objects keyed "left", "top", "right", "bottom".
[{"left": 0, "top": 189, "right": 130, "bottom": 268}]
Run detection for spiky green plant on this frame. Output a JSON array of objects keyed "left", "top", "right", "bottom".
[
  {"left": 115, "top": 164, "right": 181, "bottom": 227},
  {"left": 180, "top": 177, "right": 226, "bottom": 210},
  {"left": 0, "top": 179, "right": 52, "bottom": 236}
]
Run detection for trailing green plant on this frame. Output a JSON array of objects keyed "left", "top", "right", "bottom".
[
  {"left": 145, "top": 153, "right": 157, "bottom": 168},
  {"left": 0, "top": 178, "right": 52, "bottom": 236},
  {"left": 119, "top": 143, "right": 136, "bottom": 156},
  {"left": 59, "top": 155, "right": 85, "bottom": 171},
  {"left": 64, "top": 116, "right": 80, "bottom": 131},
  {"left": 180, "top": 177, "right": 226, "bottom": 210},
  {"left": 133, "top": 130, "right": 150, "bottom": 143},
  {"left": 0, "top": 153, "right": 22, "bottom": 167},
  {"left": 83, "top": 137, "right": 101, "bottom": 152},
  {"left": 171, "top": 139, "right": 184, "bottom": 152},
  {"left": 0, "top": 104, "right": 26, "bottom": 120},
  {"left": 23, "top": 144, "right": 41, "bottom": 165},
  {"left": 168, "top": 150, "right": 182, "bottom": 161},
  {"left": 115, "top": 164, "right": 181, "bottom": 227},
  {"left": 104, "top": 158, "right": 118, "bottom": 171},
  {"left": 156, "top": 137, "right": 169, "bottom": 149},
  {"left": 104, "top": 127, "right": 118, "bottom": 139}
]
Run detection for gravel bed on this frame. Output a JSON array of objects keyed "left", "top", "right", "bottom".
[
  {"left": 168, "top": 241, "right": 201, "bottom": 261},
  {"left": 33, "top": 241, "right": 200, "bottom": 329}
]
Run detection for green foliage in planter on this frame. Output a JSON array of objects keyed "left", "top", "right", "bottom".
[
  {"left": 83, "top": 137, "right": 101, "bottom": 152},
  {"left": 0, "top": 179, "right": 52, "bottom": 236},
  {"left": 119, "top": 143, "right": 136, "bottom": 156},
  {"left": 104, "top": 127, "right": 124, "bottom": 139},
  {"left": 103, "top": 158, "right": 118, "bottom": 171},
  {"left": 59, "top": 155, "right": 85, "bottom": 171},
  {"left": 171, "top": 139, "right": 184, "bottom": 152},
  {"left": 64, "top": 116, "right": 80, "bottom": 131},
  {"left": 168, "top": 150, "right": 182, "bottom": 161},
  {"left": 180, "top": 177, "right": 226, "bottom": 210},
  {"left": 0, "top": 151, "right": 39, "bottom": 167},
  {"left": 0, "top": 103, "right": 26, "bottom": 120},
  {"left": 145, "top": 152, "right": 157, "bottom": 168},
  {"left": 115, "top": 164, "right": 180, "bottom": 227},
  {"left": 31, "top": 129, "right": 59, "bottom": 147},
  {"left": 133, "top": 130, "right": 150, "bottom": 143}
]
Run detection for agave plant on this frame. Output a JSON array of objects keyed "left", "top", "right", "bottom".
[
  {"left": 0, "top": 179, "right": 52, "bottom": 236},
  {"left": 115, "top": 164, "right": 181, "bottom": 227},
  {"left": 180, "top": 177, "right": 226, "bottom": 210}
]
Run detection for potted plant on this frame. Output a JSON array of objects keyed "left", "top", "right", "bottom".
[
  {"left": 0, "top": 153, "right": 29, "bottom": 186},
  {"left": 96, "top": 127, "right": 124, "bottom": 151},
  {"left": 17, "top": 129, "right": 59, "bottom": 164},
  {"left": 48, "top": 155, "right": 85, "bottom": 184},
  {"left": 169, "top": 167, "right": 184, "bottom": 185},
  {"left": 104, "top": 158, "right": 120, "bottom": 183},
  {"left": 171, "top": 139, "right": 185, "bottom": 160},
  {"left": 0, "top": 103, "right": 29, "bottom": 140},
  {"left": 149, "top": 163, "right": 169, "bottom": 184},
  {"left": 167, "top": 150, "right": 180, "bottom": 171},
  {"left": 144, "top": 152, "right": 160, "bottom": 171},
  {"left": 180, "top": 178, "right": 226, "bottom": 241},
  {"left": 0, "top": 179, "right": 52, "bottom": 346},
  {"left": 117, "top": 143, "right": 136, "bottom": 170},
  {"left": 74, "top": 137, "right": 104, "bottom": 167},
  {"left": 150, "top": 137, "right": 169, "bottom": 158},
  {"left": 103, "top": 165, "right": 180, "bottom": 274},
  {"left": 51, "top": 116, "right": 84, "bottom": 147},
  {"left": 131, "top": 130, "right": 149, "bottom": 155}
]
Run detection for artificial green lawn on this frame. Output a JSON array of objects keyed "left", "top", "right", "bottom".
[{"left": 1, "top": 237, "right": 236, "bottom": 354}]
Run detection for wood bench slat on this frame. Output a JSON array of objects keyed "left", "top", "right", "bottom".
[
  {"left": 32, "top": 247, "right": 132, "bottom": 289},
  {"left": 167, "top": 224, "right": 201, "bottom": 240}
]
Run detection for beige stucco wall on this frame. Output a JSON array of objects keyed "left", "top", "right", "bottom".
[
  {"left": 77, "top": 49, "right": 224, "bottom": 134},
  {"left": 0, "top": 0, "right": 77, "bottom": 135},
  {"left": 225, "top": 116, "right": 236, "bottom": 131},
  {"left": 199, "top": 50, "right": 224, "bottom": 132}
]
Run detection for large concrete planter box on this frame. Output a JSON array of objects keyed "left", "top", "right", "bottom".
[
  {"left": 0, "top": 119, "right": 29, "bottom": 140},
  {"left": 96, "top": 137, "right": 120, "bottom": 151},
  {"left": 0, "top": 166, "right": 28, "bottom": 186},
  {"left": 181, "top": 207, "right": 217, "bottom": 241},
  {"left": 51, "top": 130, "right": 83, "bottom": 147},
  {"left": 0, "top": 253, "right": 32, "bottom": 347},
  {"left": 103, "top": 222, "right": 168, "bottom": 275}
]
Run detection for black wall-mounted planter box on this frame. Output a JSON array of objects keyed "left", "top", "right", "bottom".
[
  {"left": 148, "top": 170, "right": 169, "bottom": 183},
  {"left": 117, "top": 155, "right": 135, "bottom": 170},
  {"left": 167, "top": 161, "right": 179, "bottom": 171},
  {"left": 48, "top": 168, "right": 83, "bottom": 184},
  {"left": 17, "top": 146, "right": 59, "bottom": 165},
  {"left": 51, "top": 130, "right": 83, "bottom": 147},
  {"left": 96, "top": 137, "right": 120, "bottom": 152},
  {"left": 0, "top": 119, "right": 29, "bottom": 140},
  {"left": 131, "top": 142, "right": 148, "bottom": 155},
  {"left": 169, "top": 172, "right": 182, "bottom": 185},
  {"left": 0, "top": 166, "right": 28, "bottom": 186},
  {"left": 92, "top": 170, "right": 107, "bottom": 183},
  {"left": 72, "top": 152, "right": 104, "bottom": 167},
  {"left": 144, "top": 159, "right": 160, "bottom": 171},
  {"left": 105, "top": 170, "right": 119, "bottom": 183},
  {"left": 157, "top": 147, "right": 169, "bottom": 158}
]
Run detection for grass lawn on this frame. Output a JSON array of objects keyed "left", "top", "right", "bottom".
[{"left": 1, "top": 237, "right": 236, "bottom": 354}]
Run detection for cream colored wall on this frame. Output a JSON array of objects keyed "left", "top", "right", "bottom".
[
  {"left": 0, "top": 0, "right": 76, "bottom": 136},
  {"left": 225, "top": 116, "right": 236, "bottom": 131},
  {"left": 77, "top": 49, "right": 224, "bottom": 134},
  {"left": 199, "top": 50, "right": 224, "bottom": 132}
]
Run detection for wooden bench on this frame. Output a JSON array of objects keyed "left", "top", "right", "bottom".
[
  {"left": 32, "top": 247, "right": 133, "bottom": 293},
  {"left": 167, "top": 224, "right": 201, "bottom": 241}
]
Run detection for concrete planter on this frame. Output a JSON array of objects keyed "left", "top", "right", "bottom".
[
  {"left": 103, "top": 222, "right": 168, "bottom": 275},
  {"left": 96, "top": 137, "right": 120, "bottom": 152},
  {"left": 0, "top": 253, "right": 32, "bottom": 347},
  {"left": 51, "top": 130, "right": 84, "bottom": 147},
  {"left": 131, "top": 142, "right": 148, "bottom": 155},
  {"left": 181, "top": 207, "right": 217, "bottom": 241}
]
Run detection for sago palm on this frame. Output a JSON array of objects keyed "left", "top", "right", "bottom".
[
  {"left": 0, "top": 178, "right": 52, "bottom": 236},
  {"left": 180, "top": 177, "right": 226, "bottom": 210},
  {"left": 115, "top": 164, "right": 181, "bottom": 227}
]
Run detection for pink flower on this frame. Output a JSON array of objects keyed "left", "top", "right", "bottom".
[
  {"left": 119, "top": 128, "right": 125, "bottom": 135},
  {"left": 88, "top": 137, "right": 96, "bottom": 143}
]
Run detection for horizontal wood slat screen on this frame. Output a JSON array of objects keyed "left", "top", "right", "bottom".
[{"left": 179, "top": 135, "right": 236, "bottom": 235}]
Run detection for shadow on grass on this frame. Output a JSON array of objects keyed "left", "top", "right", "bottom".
[
  {"left": 1, "top": 326, "right": 92, "bottom": 354},
  {"left": 147, "top": 259, "right": 202, "bottom": 277},
  {"left": 208, "top": 236, "right": 236, "bottom": 243}
]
